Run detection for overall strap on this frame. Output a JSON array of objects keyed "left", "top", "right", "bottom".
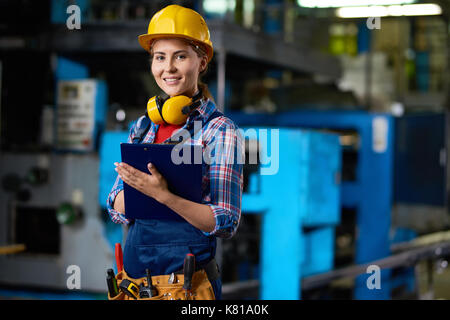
[
  {"left": 132, "top": 110, "right": 223, "bottom": 144},
  {"left": 132, "top": 116, "right": 152, "bottom": 144},
  {"left": 206, "top": 110, "right": 223, "bottom": 122},
  {"left": 188, "top": 110, "right": 223, "bottom": 139}
]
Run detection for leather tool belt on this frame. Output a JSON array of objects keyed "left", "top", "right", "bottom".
[{"left": 108, "top": 259, "right": 219, "bottom": 300}]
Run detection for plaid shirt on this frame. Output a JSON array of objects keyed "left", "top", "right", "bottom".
[{"left": 106, "top": 99, "right": 244, "bottom": 239}]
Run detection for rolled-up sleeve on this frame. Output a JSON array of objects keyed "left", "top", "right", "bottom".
[{"left": 203, "top": 118, "right": 244, "bottom": 239}]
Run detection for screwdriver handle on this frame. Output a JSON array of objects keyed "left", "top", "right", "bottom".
[
  {"left": 106, "top": 268, "right": 119, "bottom": 297},
  {"left": 145, "top": 268, "right": 153, "bottom": 287},
  {"left": 183, "top": 253, "right": 195, "bottom": 291},
  {"left": 115, "top": 243, "right": 123, "bottom": 273}
]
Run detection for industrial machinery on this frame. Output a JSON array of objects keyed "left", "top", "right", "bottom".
[
  {"left": 0, "top": 153, "right": 112, "bottom": 293},
  {"left": 221, "top": 125, "right": 342, "bottom": 299},
  {"left": 0, "top": 56, "right": 112, "bottom": 297},
  {"left": 393, "top": 112, "right": 448, "bottom": 234},
  {"left": 98, "top": 130, "right": 129, "bottom": 250},
  {"left": 225, "top": 109, "right": 449, "bottom": 300},
  {"left": 227, "top": 110, "right": 395, "bottom": 299},
  {"left": 55, "top": 79, "right": 107, "bottom": 153}
]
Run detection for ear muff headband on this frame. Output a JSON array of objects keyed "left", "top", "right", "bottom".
[
  {"left": 156, "top": 96, "right": 167, "bottom": 124},
  {"left": 182, "top": 100, "right": 202, "bottom": 115},
  {"left": 181, "top": 90, "right": 203, "bottom": 115}
]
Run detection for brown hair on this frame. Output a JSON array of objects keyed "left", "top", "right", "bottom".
[{"left": 150, "top": 38, "right": 215, "bottom": 102}]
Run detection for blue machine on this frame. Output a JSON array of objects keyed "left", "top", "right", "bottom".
[
  {"left": 98, "top": 121, "right": 138, "bottom": 250},
  {"left": 394, "top": 113, "right": 447, "bottom": 207},
  {"left": 98, "top": 131, "right": 129, "bottom": 249},
  {"left": 228, "top": 110, "right": 396, "bottom": 300},
  {"left": 239, "top": 127, "right": 341, "bottom": 299},
  {"left": 264, "top": 0, "right": 284, "bottom": 35},
  {"left": 99, "top": 131, "right": 129, "bottom": 211}
]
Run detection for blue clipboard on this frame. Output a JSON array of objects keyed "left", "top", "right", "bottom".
[{"left": 120, "top": 143, "right": 203, "bottom": 220}]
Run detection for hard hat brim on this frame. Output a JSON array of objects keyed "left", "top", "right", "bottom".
[{"left": 138, "top": 33, "right": 213, "bottom": 62}]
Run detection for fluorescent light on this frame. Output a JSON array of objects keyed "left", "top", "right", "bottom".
[
  {"left": 337, "top": 6, "right": 388, "bottom": 17},
  {"left": 297, "top": 0, "right": 416, "bottom": 8},
  {"left": 203, "top": 0, "right": 235, "bottom": 15},
  {"left": 387, "top": 5, "right": 405, "bottom": 16},
  {"left": 394, "top": 4, "right": 442, "bottom": 16},
  {"left": 336, "top": 3, "right": 442, "bottom": 18}
]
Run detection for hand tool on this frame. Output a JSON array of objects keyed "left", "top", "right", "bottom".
[
  {"left": 138, "top": 283, "right": 148, "bottom": 298},
  {"left": 168, "top": 272, "right": 177, "bottom": 284},
  {"left": 183, "top": 253, "right": 195, "bottom": 299},
  {"left": 115, "top": 243, "right": 123, "bottom": 273},
  {"left": 139, "top": 268, "right": 158, "bottom": 298},
  {"left": 106, "top": 268, "right": 119, "bottom": 298},
  {"left": 119, "top": 279, "right": 139, "bottom": 299}
]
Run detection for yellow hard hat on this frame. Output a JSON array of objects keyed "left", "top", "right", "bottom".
[{"left": 138, "top": 5, "right": 213, "bottom": 62}]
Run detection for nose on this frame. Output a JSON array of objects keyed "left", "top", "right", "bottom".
[{"left": 164, "top": 57, "right": 177, "bottom": 73}]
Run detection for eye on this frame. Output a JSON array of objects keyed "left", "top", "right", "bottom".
[
  {"left": 154, "top": 55, "right": 164, "bottom": 61},
  {"left": 176, "top": 54, "right": 186, "bottom": 60}
]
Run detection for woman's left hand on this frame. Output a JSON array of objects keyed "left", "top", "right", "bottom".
[{"left": 114, "top": 162, "right": 170, "bottom": 203}]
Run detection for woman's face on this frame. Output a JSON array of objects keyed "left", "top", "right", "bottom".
[{"left": 151, "top": 38, "right": 207, "bottom": 98}]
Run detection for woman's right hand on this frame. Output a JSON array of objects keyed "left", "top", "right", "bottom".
[{"left": 113, "top": 190, "right": 125, "bottom": 214}]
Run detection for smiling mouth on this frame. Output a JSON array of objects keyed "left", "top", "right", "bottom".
[{"left": 163, "top": 77, "right": 181, "bottom": 84}]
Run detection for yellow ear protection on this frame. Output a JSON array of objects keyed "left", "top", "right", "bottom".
[{"left": 146, "top": 90, "right": 203, "bottom": 125}]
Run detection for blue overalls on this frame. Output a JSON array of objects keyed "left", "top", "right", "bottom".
[{"left": 123, "top": 110, "right": 223, "bottom": 299}]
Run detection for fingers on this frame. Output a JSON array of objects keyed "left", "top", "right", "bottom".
[
  {"left": 114, "top": 161, "right": 167, "bottom": 200},
  {"left": 115, "top": 162, "right": 137, "bottom": 176},
  {"left": 147, "top": 162, "right": 162, "bottom": 178},
  {"left": 115, "top": 162, "right": 141, "bottom": 187}
]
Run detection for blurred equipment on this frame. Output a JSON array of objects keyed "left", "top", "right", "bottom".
[
  {"left": 55, "top": 79, "right": 107, "bottom": 152},
  {"left": 227, "top": 109, "right": 449, "bottom": 300},
  {"left": 0, "top": 153, "right": 113, "bottom": 291},
  {"left": 393, "top": 113, "right": 448, "bottom": 233},
  {"left": 0, "top": 56, "right": 113, "bottom": 294},
  {"left": 56, "top": 201, "right": 83, "bottom": 225},
  {"left": 228, "top": 110, "right": 397, "bottom": 299},
  {"left": 0, "top": 244, "right": 26, "bottom": 255},
  {"left": 221, "top": 126, "right": 341, "bottom": 299}
]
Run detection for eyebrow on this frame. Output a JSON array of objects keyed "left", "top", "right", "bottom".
[{"left": 153, "top": 50, "right": 189, "bottom": 55}]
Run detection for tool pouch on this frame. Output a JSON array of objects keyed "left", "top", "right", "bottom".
[{"left": 108, "top": 269, "right": 215, "bottom": 300}]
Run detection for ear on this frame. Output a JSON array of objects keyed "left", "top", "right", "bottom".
[{"left": 199, "top": 56, "right": 208, "bottom": 73}]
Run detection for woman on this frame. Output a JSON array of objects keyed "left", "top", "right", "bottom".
[{"left": 106, "top": 5, "right": 243, "bottom": 300}]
